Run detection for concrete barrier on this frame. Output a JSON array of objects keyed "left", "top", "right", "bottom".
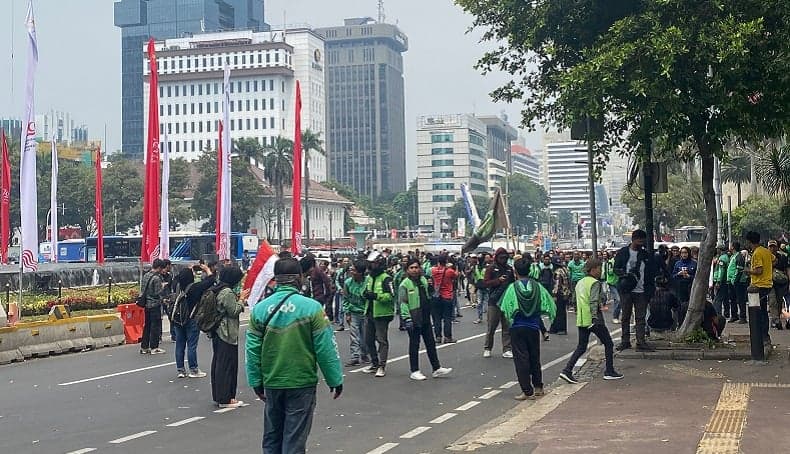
[{"left": 0, "top": 314, "right": 126, "bottom": 365}]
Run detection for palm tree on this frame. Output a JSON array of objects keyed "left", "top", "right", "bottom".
[
  {"left": 262, "top": 137, "right": 294, "bottom": 243},
  {"left": 720, "top": 152, "right": 751, "bottom": 205},
  {"left": 755, "top": 143, "right": 790, "bottom": 203},
  {"left": 301, "top": 129, "right": 326, "bottom": 246},
  {"left": 235, "top": 137, "right": 264, "bottom": 163}
]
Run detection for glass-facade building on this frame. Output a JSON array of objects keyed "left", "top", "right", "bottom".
[
  {"left": 114, "top": 0, "right": 267, "bottom": 158},
  {"left": 316, "top": 18, "right": 408, "bottom": 200}
]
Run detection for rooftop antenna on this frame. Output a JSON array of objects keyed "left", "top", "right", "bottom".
[
  {"left": 283, "top": 10, "right": 286, "bottom": 42},
  {"left": 377, "top": 0, "right": 386, "bottom": 23}
]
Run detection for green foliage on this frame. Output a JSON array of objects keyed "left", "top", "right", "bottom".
[
  {"left": 261, "top": 137, "right": 294, "bottom": 242},
  {"left": 622, "top": 172, "right": 706, "bottom": 230},
  {"left": 731, "top": 196, "right": 784, "bottom": 241},
  {"left": 102, "top": 157, "right": 143, "bottom": 234},
  {"left": 506, "top": 174, "right": 548, "bottom": 235},
  {"left": 720, "top": 152, "right": 751, "bottom": 205},
  {"left": 18, "top": 284, "right": 138, "bottom": 316},
  {"left": 557, "top": 209, "right": 575, "bottom": 235},
  {"left": 684, "top": 327, "right": 715, "bottom": 348},
  {"left": 755, "top": 144, "right": 790, "bottom": 203}
]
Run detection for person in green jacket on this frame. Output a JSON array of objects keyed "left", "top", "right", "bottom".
[
  {"left": 559, "top": 258, "right": 623, "bottom": 384},
  {"left": 499, "top": 256, "right": 556, "bottom": 400},
  {"left": 399, "top": 257, "right": 453, "bottom": 381},
  {"left": 246, "top": 258, "right": 343, "bottom": 454},
  {"left": 342, "top": 260, "right": 371, "bottom": 366},
  {"left": 567, "top": 251, "right": 586, "bottom": 311},
  {"left": 211, "top": 265, "right": 247, "bottom": 408},
  {"left": 727, "top": 242, "right": 749, "bottom": 323},
  {"left": 362, "top": 251, "right": 396, "bottom": 377},
  {"left": 712, "top": 247, "right": 731, "bottom": 317}
]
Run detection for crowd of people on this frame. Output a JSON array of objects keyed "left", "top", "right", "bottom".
[{"left": 133, "top": 229, "right": 790, "bottom": 453}]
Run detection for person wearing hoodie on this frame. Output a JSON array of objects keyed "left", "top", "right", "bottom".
[
  {"left": 342, "top": 260, "right": 371, "bottom": 366},
  {"left": 480, "top": 248, "right": 515, "bottom": 358},
  {"left": 399, "top": 257, "right": 453, "bottom": 381},
  {"left": 211, "top": 265, "right": 248, "bottom": 408},
  {"left": 499, "top": 256, "right": 556, "bottom": 400}
]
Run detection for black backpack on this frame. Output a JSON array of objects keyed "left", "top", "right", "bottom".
[
  {"left": 170, "top": 283, "right": 195, "bottom": 327},
  {"left": 194, "top": 285, "right": 226, "bottom": 333}
]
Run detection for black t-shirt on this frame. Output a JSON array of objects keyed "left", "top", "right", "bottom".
[{"left": 648, "top": 288, "right": 679, "bottom": 331}]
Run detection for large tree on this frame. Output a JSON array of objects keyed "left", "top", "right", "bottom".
[
  {"left": 622, "top": 172, "right": 706, "bottom": 232},
  {"left": 506, "top": 173, "right": 548, "bottom": 235},
  {"left": 457, "top": 0, "right": 790, "bottom": 337},
  {"left": 720, "top": 151, "right": 752, "bottom": 206},
  {"left": 262, "top": 137, "right": 294, "bottom": 243},
  {"left": 301, "top": 129, "right": 326, "bottom": 245}
]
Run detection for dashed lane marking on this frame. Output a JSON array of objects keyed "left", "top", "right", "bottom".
[
  {"left": 166, "top": 416, "right": 205, "bottom": 427},
  {"left": 477, "top": 390, "right": 502, "bottom": 400},
  {"left": 430, "top": 412, "right": 458, "bottom": 424},
  {"left": 65, "top": 449, "right": 96, "bottom": 454},
  {"left": 500, "top": 381, "right": 518, "bottom": 389},
  {"left": 108, "top": 430, "right": 157, "bottom": 444},
  {"left": 365, "top": 442, "right": 400, "bottom": 454},
  {"left": 400, "top": 426, "right": 431, "bottom": 439},
  {"left": 58, "top": 362, "right": 176, "bottom": 386},
  {"left": 454, "top": 400, "right": 480, "bottom": 411}
]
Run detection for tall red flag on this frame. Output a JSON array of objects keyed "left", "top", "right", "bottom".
[
  {"left": 216, "top": 120, "right": 223, "bottom": 255},
  {"left": 290, "top": 81, "right": 303, "bottom": 254},
  {"left": 95, "top": 148, "right": 105, "bottom": 264},
  {"left": 142, "top": 38, "right": 161, "bottom": 262},
  {"left": 1, "top": 129, "right": 10, "bottom": 264}
]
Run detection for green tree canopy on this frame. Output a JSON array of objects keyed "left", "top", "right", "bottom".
[
  {"left": 731, "top": 196, "right": 784, "bottom": 241},
  {"left": 622, "top": 172, "right": 705, "bottom": 231},
  {"left": 506, "top": 174, "right": 548, "bottom": 235}
]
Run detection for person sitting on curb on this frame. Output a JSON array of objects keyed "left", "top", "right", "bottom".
[
  {"left": 560, "top": 258, "right": 623, "bottom": 384},
  {"left": 500, "top": 256, "right": 556, "bottom": 400},
  {"left": 647, "top": 276, "right": 680, "bottom": 333}
]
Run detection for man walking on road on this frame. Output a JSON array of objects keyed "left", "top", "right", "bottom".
[
  {"left": 614, "top": 229, "right": 658, "bottom": 352},
  {"left": 342, "top": 260, "right": 370, "bottom": 366},
  {"left": 567, "top": 251, "right": 586, "bottom": 311},
  {"left": 362, "top": 251, "right": 396, "bottom": 377},
  {"left": 481, "top": 248, "right": 515, "bottom": 358},
  {"left": 246, "top": 258, "right": 343, "bottom": 454},
  {"left": 140, "top": 259, "right": 166, "bottom": 355},
  {"left": 431, "top": 254, "right": 459, "bottom": 343}
]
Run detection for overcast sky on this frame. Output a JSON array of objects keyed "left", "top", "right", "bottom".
[{"left": 0, "top": 0, "right": 542, "bottom": 182}]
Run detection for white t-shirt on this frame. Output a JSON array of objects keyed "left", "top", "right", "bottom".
[{"left": 628, "top": 248, "right": 646, "bottom": 293}]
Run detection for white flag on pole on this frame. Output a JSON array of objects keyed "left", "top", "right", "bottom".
[
  {"left": 159, "top": 137, "right": 170, "bottom": 260},
  {"left": 19, "top": 1, "right": 39, "bottom": 272},
  {"left": 50, "top": 138, "right": 58, "bottom": 263},
  {"left": 217, "top": 62, "right": 232, "bottom": 260}
]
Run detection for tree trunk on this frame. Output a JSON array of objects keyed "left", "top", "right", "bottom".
[
  {"left": 677, "top": 146, "right": 719, "bottom": 339},
  {"left": 736, "top": 183, "right": 742, "bottom": 206},
  {"left": 276, "top": 185, "right": 283, "bottom": 245}
]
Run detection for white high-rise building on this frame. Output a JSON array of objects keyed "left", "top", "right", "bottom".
[
  {"left": 416, "top": 114, "right": 489, "bottom": 228},
  {"left": 511, "top": 144, "right": 541, "bottom": 184},
  {"left": 35, "top": 110, "right": 88, "bottom": 145},
  {"left": 544, "top": 137, "right": 591, "bottom": 220},
  {"left": 143, "top": 28, "right": 327, "bottom": 181}
]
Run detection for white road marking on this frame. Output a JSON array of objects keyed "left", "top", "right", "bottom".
[
  {"left": 574, "top": 358, "right": 587, "bottom": 368},
  {"left": 165, "top": 416, "right": 205, "bottom": 427},
  {"left": 366, "top": 442, "right": 400, "bottom": 454},
  {"left": 455, "top": 400, "right": 480, "bottom": 411},
  {"left": 400, "top": 426, "right": 431, "bottom": 439},
  {"left": 478, "top": 390, "right": 502, "bottom": 400},
  {"left": 350, "top": 330, "right": 498, "bottom": 373},
  {"left": 108, "top": 430, "right": 157, "bottom": 444},
  {"left": 430, "top": 412, "right": 458, "bottom": 424},
  {"left": 213, "top": 407, "right": 237, "bottom": 413},
  {"left": 500, "top": 381, "right": 518, "bottom": 389},
  {"left": 540, "top": 329, "right": 622, "bottom": 371},
  {"left": 66, "top": 449, "right": 96, "bottom": 454},
  {"left": 58, "top": 362, "right": 175, "bottom": 386}
]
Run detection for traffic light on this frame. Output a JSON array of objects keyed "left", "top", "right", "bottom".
[{"left": 577, "top": 223, "right": 583, "bottom": 240}]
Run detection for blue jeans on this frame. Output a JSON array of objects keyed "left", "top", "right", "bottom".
[
  {"left": 347, "top": 312, "right": 368, "bottom": 360},
  {"left": 610, "top": 287, "right": 622, "bottom": 318},
  {"left": 334, "top": 293, "right": 344, "bottom": 327},
  {"left": 476, "top": 288, "right": 489, "bottom": 320},
  {"left": 431, "top": 297, "right": 454, "bottom": 339},
  {"left": 173, "top": 319, "right": 200, "bottom": 371},
  {"left": 263, "top": 386, "right": 317, "bottom": 454}
]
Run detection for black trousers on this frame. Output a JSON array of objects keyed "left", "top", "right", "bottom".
[
  {"left": 408, "top": 323, "right": 441, "bottom": 373},
  {"left": 563, "top": 324, "right": 615, "bottom": 375},
  {"left": 211, "top": 336, "right": 238, "bottom": 405},
  {"left": 141, "top": 307, "right": 162, "bottom": 350},
  {"left": 620, "top": 291, "right": 648, "bottom": 346},
  {"left": 510, "top": 327, "right": 542, "bottom": 395},
  {"left": 431, "top": 297, "right": 453, "bottom": 339},
  {"left": 549, "top": 297, "right": 568, "bottom": 333},
  {"left": 734, "top": 283, "right": 748, "bottom": 321}
]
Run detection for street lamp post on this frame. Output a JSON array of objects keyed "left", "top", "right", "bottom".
[{"left": 328, "top": 210, "right": 333, "bottom": 253}]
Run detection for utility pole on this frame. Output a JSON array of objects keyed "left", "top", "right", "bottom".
[
  {"left": 643, "top": 139, "right": 655, "bottom": 253},
  {"left": 586, "top": 117, "right": 599, "bottom": 253}
]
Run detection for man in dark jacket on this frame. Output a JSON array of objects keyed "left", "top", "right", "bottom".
[
  {"left": 300, "top": 254, "right": 335, "bottom": 321},
  {"left": 613, "top": 230, "right": 658, "bottom": 352},
  {"left": 140, "top": 259, "right": 166, "bottom": 355},
  {"left": 480, "top": 247, "right": 515, "bottom": 358}
]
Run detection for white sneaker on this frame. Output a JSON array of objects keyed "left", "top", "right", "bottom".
[
  {"left": 188, "top": 369, "right": 207, "bottom": 378},
  {"left": 410, "top": 371, "right": 427, "bottom": 381},
  {"left": 432, "top": 367, "right": 452, "bottom": 378},
  {"left": 176, "top": 370, "right": 187, "bottom": 379},
  {"left": 375, "top": 367, "right": 386, "bottom": 377},
  {"left": 150, "top": 348, "right": 166, "bottom": 355},
  {"left": 218, "top": 400, "right": 244, "bottom": 409},
  {"left": 612, "top": 318, "right": 620, "bottom": 324},
  {"left": 502, "top": 350, "right": 514, "bottom": 358},
  {"left": 483, "top": 349, "right": 492, "bottom": 358}
]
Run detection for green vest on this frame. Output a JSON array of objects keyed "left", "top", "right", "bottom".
[
  {"left": 575, "top": 276, "right": 597, "bottom": 328},
  {"left": 472, "top": 265, "right": 485, "bottom": 282},
  {"left": 399, "top": 276, "right": 428, "bottom": 318},
  {"left": 365, "top": 273, "right": 394, "bottom": 318},
  {"left": 604, "top": 258, "right": 619, "bottom": 286}
]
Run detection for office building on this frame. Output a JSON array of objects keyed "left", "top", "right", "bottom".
[
  {"left": 544, "top": 139, "right": 591, "bottom": 220},
  {"left": 487, "top": 159, "right": 507, "bottom": 196},
  {"left": 316, "top": 18, "right": 408, "bottom": 199},
  {"left": 35, "top": 110, "right": 89, "bottom": 145},
  {"left": 115, "top": 0, "right": 267, "bottom": 158},
  {"left": 416, "top": 114, "right": 488, "bottom": 227},
  {"left": 477, "top": 115, "right": 517, "bottom": 168},
  {"left": 142, "top": 29, "right": 327, "bottom": 181},
  {"left": 511, "top": 144, "right": 541, "bottom": 185},
  {"left": 0, "top": 119, "right": 23, "bottom": 142}
]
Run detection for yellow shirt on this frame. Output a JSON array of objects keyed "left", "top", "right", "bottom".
[{"left": 750, "top": 246, "right": 774, "bottom": 289}]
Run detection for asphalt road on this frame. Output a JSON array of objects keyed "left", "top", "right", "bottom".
[{"left": 0, "top": 304, "right": 604, "bottom": 454}]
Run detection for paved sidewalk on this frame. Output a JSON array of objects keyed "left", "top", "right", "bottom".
[{"left": 449, "top": 323, "right": 790, "bottom": 453}]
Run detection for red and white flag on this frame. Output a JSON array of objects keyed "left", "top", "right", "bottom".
[
  {"left": 95, "top": 147, "right": 104, "bottom": 264},
  {"left": 19, "top": 1, "right": 39, "bottom": 272},
  {"left": 159, "top": 137, "right": 170, "bottom": 260},
  {"left": 243, "top": 240, "right": 278, "bottom": 308},
  {"left": 216, "top": 62, "right": 232, "bottom": 260},
  {"left": 50, "top": 138, "right": 58, "bottom": 262},
  {"left": 290, "top": 81, "right": 303, "bottom": 255},
  {"left": 1, "top": 129, "right": 10, "bottom": 265},
  {"left": 142, "top": 38, "right": 161, "bottom": 262}
]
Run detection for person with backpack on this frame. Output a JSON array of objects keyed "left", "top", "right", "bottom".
[
  {"left": 171, "top": 264, "right": 215, "bottom": 379},
  {"left": 209, "top": 265, "right": 248, "bottom": 408},
  {"left": 499, "top": 256, "right": 556, "bottom": 400},
  {"left": 246, "top": 257, "right": 343, "bottom": 453},
  {"left": 139, "top": 259, "right": 167, "bottom": 355}
]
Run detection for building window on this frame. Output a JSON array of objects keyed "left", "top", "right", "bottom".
[
  {"left": 432, "top": 195, "right": 455, "bottom": 202},
  {"left": 470, "top": 159, "right": 486, "bottom": 169},
  {"left": 470, "top": 183, "right": 487, "bottom": 192},
  {"left": 270, "top": 98, "right": 274, "bottom": 110},
  {"left": 246, "top": 118, "right": 251, "bottom": 130},
  {"left": 254, "top": 118, "right": 259, "bottom": 129},
  {"left": 470, "top": 171, "right": 486, "bottom": 181},
  {"left": 167, "top": 86, "right": 171, "bottom": 97},
  {"left": 238, "top": 119, "right": 243, "bottom": 130},
  {"left": 254, "top": 99, "right": 258, "bottom": 110},
  {"left": 269, "top": 80, "right": 274, "bottom": 91},
  {"left": 198, "top": 84, "right": 203, "bottom": 95},
  {"left": 199, "top": 103, "right": 203, "bottom": 114},
  {"left": 431, "top": 133, "right": 453, "bottom": 143},
  {"left": 175, "top": 104, "right": 180, "bottom": 115},
  {"left": 431, "top": 148, "right": 453, "bottom": 155},
  {"left": 190, "top": 103, "right": 195, "bottom": 115},
  {"left": 432, "top": 171, "right": 454, "bottom": 178},
  {"left": 270, "top": 117, "right": 275, "bottom": 129},
  {"left": 470, "top": 133, "right": 486, "bottom": 146},
  {"left": 254, "top": 80, "right": 258, "bottom": 92},
  {"left": 175, "top": 86, "right": 179, "bottom": 96},
  {"left": 432, "top": 159, "right": 454, "bottom": 167},
  {"left": 433, "top": 183, "right": 455, "bottom": 190}
]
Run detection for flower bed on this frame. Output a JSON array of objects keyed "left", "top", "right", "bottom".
[{"left": 11, "top": 284, "right": 140, "bottom": 317}]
